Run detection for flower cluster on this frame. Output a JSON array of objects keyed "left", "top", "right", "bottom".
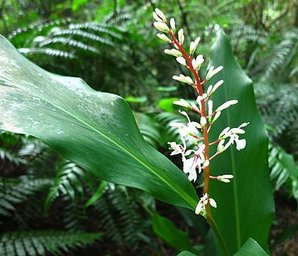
[{"left": 153, "top": 9, "right": 248, "bottom": 217}]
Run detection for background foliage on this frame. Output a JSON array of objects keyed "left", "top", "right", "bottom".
[{"left": 0, "top": 0, "right": 297, "bottom": 255}]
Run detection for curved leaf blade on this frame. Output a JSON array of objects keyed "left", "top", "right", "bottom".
[
  {"left": 234, "top": 238, "right": 269, "bottom": 256},
  {"left": 0, "top": 35, "right": 198, "bottom": 210},
  {"left": 208, "top": 31, "right": 274, "bottom": 254}
]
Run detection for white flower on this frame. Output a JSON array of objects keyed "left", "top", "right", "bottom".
[
  {"left": 172, "top": 74, "right": 194, "bottom": 85},
  {"left": 217, "top": 174, "right": 234, "bottom": 183},
  {"left": 157, "top": 33, "right": 172, "bottom": 43},
  {"left": 216, "top": 100, "right": 238, "bottom": 112},
  {"left": 153, "top": 22, "right": 170, "bottom": 32},
  {"left": 182, "top": 144, "right": 205, "bottom": 181},
  {"left": 190, "top": 36, "right": 201, "bottom": 54},
  {"left": 168, "top": 142, "right": 184, "bottom": 156},
  {"left": 206, "top": 66, "right": 223, "bottom": 80},
  {"left": 218, "top": 122, "right": 249, "bottom": 151},
  {"left": 183, "top": 157, "right": 200, "bottom": 181},
  {"left": 195, "top": 193, "right": 217, "bottom": 216},
  {"left": 178, "top": 29, "right": 184, "bottom": 44},
  {"left": 192, "top": 55, "right": 204, "bottom": 70},
  {"left": 176, "top": 57, "right": 186, "bottom": 66},
  {"left": 164, "top": 48, "right": 182, "bottom": 57},
  {"left": 170, "top": 18, "right": 176, "bottom": 31},
  {"left": 235, "top": 138, "right": 246, "bottom": 150},
  {"left": 195, "top": 193, "right": 208, "bottom": 215},
  {"left": 154, "top": 8, "right": 167, "bottom": 22}
]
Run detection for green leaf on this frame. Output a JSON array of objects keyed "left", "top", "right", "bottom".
[
  {"left": 72, "top": 0, "right": 88, "bottom": 12},
  {"left": 158, "top": 97, "right": 179, "bottom": 112},
  {"left": 0, "top": 35, "right": 198, "bottom": 210},
  {"left": 177, "top": 251, "right": 197, "bottom": 256},
  {"left": 152, "top": 212, "right": 196, "bottom": 253},
  {"left": 234, "top": 238, "right": 269, "bottom": 256},
  {"left": 208, "top": 31, "right": 274, "bottom": 255},
  {"left": 85, "top": 181, "right": 108, "bottom": 207}
]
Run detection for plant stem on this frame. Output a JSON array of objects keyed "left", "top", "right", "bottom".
[{"left": 168, "top": 30, "right": 230, "bottom": 256}]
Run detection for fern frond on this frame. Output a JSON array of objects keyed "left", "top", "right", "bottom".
[
  {"left": 0, "top": 230, "right": 101, "bottom": 256},
  {"left": 0, "top": 147, "right": 26, "bottom": 165},
  {"left": 93, "top": 187, "right": 144, "bottom": 249},
  {"left": 269, "top": 143, "right": 298, "bottom": 197},
  {"left": 69, "top": 23, "right": 123, "bottom": 39},
  {"left": 38, "top": 37, "right": 100, "bottom": 54},
  {"left": 0, "top": 177, "right": 52, "bottom": 217},
  {"left": 262, "top": 29, "right": 298, "bottom": 81},
  {"left": 49, "top": 29, "right": 114, "bottom": 46},
  {"left": 18, "top": 48, "right": 76, "bottom": 59},
  {"left": 46, "top": 161, "right": 87, "bottom": 208}
]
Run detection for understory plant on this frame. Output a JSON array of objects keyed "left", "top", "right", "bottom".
[
  {"left": 153, "top": 9, "right": 249, "bottom": 220},
  {"left": 0, "top": 7, "right": 274, "bottom": 256}
]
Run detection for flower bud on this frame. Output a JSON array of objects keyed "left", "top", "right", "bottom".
[
  {"left": 200, "top": 116, "right": 207, "bottom": 126},
  {"left": 192, "top": 55, "right": 204, "bottom": 70},
  {"left": 176, "top": 57, "right": 186, "bottom": 66},
  {"left": 153, "top": 22, "right": 170, "bottom": 32},
  {"left": 218, "top": 174, "right": 234, "bottom": 183},
  {"left": 170, "top": 18, "right": 176, "bottom": 32},
  {"left": 172, "top": 74, "right": 194, "bottom": 85},
  {"left": 154, "top": 8, "right": 167, "bottom": 22},
  {"left": 211, "top": 80, "right": 224, "bottom": 94},
  {"left": 216, "top": 100, "right": 238, "bottom": 112},
  {"left": 190, "top": 36, "right": 201, "bottom": 54},
  {"left": 206, "top": 66, "right": 223, "bottom": 80},
  {"left": 178, "top": 29, "right": 184, "bottom": 44},
  {"left": 157, "top": 33, "right": 172, "bottom": 43},
  {"left": 164, "top": 49, "right": 182, "bottom": 57},
  {"left": 153, "top": 12, "right": 163, "bottom": 22}
]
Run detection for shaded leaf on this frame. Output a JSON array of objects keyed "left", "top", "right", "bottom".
[
  {"left": 0, "top": 35, "right": 198, "bottom": 211},
  {"left": 208, "top": 31, "right": 274, "bottom": 254}
]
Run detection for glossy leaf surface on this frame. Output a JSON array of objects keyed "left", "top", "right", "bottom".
[
  {"left": 208, "top": 31, "right": 274, "bottom": 254},
  {"left": 234, "top": 238, "right": 269, "bottom": 256},
  {"left": 0, "top": 35, "right": 198, "bottom": 210}
]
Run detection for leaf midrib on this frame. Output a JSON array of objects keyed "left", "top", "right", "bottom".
[
  {"left": 223, "top": 71, "right": 241, "bottom": 249},
  {"left": 6, "top": 79, "right": 197, "bottom": 209}
]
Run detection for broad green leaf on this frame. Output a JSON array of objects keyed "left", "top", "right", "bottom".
[
  {"left": 0, "top": 35, "right": 198, "bottom": 210},
  {"left": 152, "top": 212, "right": 196, "bottom": 253},
  {"left": 234, "top": 238, "right": 269, "bottom": 256},
  {"left": 208, "top": 31, "right": 274, "bottom": 255}
]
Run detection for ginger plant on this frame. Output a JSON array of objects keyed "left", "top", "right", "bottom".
[{"left": 153, "top": 9, "right": 248, "bottom": 221}]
